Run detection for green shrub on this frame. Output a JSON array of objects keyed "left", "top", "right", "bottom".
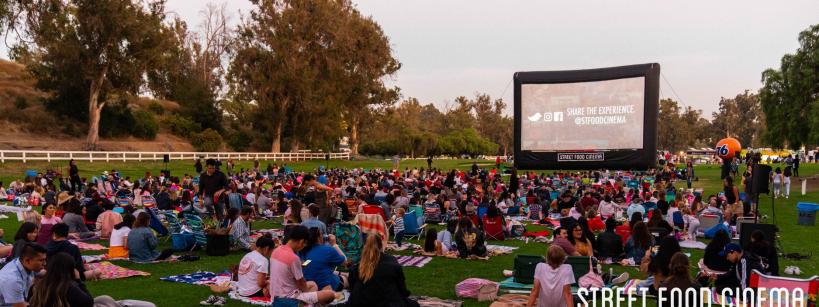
[
  {"left": 147, "top": 101, "right": 164, "bottom": 115},
  {"left": 14, "top": 97, "right": 28, "bottom": 109},
  {"left": 191, "top": 128, "right": 222, "bottom": 152},
  {"left": 131, "top": 110, "right": 159, "bottom": 140},
  {"left": 166, "top": 114, "right": 202, "bottom": 138},
  {"left": 227, "top": 129, "right": 252, "bottom": 152}
]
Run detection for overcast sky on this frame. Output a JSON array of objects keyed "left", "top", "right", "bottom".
[{"left": 3, "top": 0, "right": 817, "bottom": 117}]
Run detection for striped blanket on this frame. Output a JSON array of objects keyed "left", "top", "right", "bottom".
[
  {"left": 354, "top": 213, "right": 388, "bottom": 246},
  {"left": 486, "top": 244, "right": 518, "bottom": 255},
  {"left": 70, "top": 241, "right": 106, "bottom": 251},
  {"left": 396, "top": 255, "right": 433, "bottom": 268}
]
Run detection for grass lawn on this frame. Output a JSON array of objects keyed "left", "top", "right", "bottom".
[{"left": 0, "top": 159, "right": 817, "bottom": 306}]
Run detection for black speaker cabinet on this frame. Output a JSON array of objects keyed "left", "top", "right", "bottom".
[
  {"left": 752, "top": 164, "right": 772, "bottom": 194},
  {"left": 163, "top": 154, "right": 170, "bottom": 163}
]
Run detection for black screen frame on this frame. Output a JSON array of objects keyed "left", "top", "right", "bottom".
[{"left": 513, "top": 63, "right": 660, "bottom": 170}]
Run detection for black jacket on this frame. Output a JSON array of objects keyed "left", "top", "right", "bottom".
[
  {"left": 715, "top": 253, "right": 767, "bottom": 291},
  {"left": 47, "top": 240, "right": 86, "bottom": 281},
  {"left": 595, "top": 230, "right": 623, "bottom": 259},
  {"left": 347, "top": 254, "right": 419, "bottom": 307}
]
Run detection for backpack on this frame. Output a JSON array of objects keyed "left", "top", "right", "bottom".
[{"left": 513, "top": 255, "right": 543, "bottom": 284}]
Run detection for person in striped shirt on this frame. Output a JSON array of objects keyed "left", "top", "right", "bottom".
[{"left": 392, "top": 208, "right": 406, "bottom": 247}]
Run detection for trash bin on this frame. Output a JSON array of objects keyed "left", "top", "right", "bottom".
[{"left": 796, "top": 202, "right": 819, "bottom": 226}]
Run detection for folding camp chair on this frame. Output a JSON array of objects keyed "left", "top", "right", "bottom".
[
  {"left": 162, "top": 210, "right": 183, "bottom": 242},
  {"left": 344, "top": 198, "right": 358, "bottom": 216},
  {"left": 183, "top": 213, "right": 208, "bottom": 248},
  {"left": 400, "top": 211, "right": 426, "bottom": 241},
  {"left": 423, "top": 202, "right": 442, "bottom": 224},
  {"left": 334, "top": 222, "right": 363, "bottom": 264},
  {"left": 483, "top": 215, "right": 506, "bottom": 241},
  {"left": 698, "top": 214, "right": 720, "bottom": 233},
  {"left": 141, "top": 195, "right": 157, "bottom": 208},
  {"left": 147, "top": 207, "right": 169, "bottom": 237},
  {"left": 477, "top": 206, "right": 488, "bottom": 220},
  {"left": 749, "top": 269, "right": 818, "bottom": 304},
  {"left": 355, "top": 213, "right": 388, "bottom": 247}
]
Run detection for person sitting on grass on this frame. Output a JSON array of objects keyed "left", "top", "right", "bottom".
[
  {"left": 422, "top": 228, "right": 438, "bottom": 255},
  {"left": 7, "top": 222, "right": 38, "bottom": 262},
  {"left": 568, "top": 223, "right": 593, "bottom": 257},
  {"left": 595, "top": 218, "right": 623, "bottom": 261},
  {"left": 301, "top": 204, "right": 327, "bottom": 237},
  {"left": 127, "top": 212, "right": 173, "bottom": 263},
  {"left": 61, "top": 199, "right": 95, "bottom": 239},
  {"left": 47, "top": 223, "right": 100, "bottom": 281},
  {"left": 454, "top": 217, "right": 488, "bottom": 259},
  {"left": 646, "top": 209, "right": 674, "bottom": 236},
  {"left": 95, "top": 201, "right": 122, "bottom": 240},
  {"left": 108, "top": 214, "right": 134, "bottom": 259},
  {"left": 29, "top": 252, "right": 157, "bottom": 307},
  {"left": 624, "top": 221, "right": 653, "bottom": 265},
  {"left": 526, "top": 245, "right": 575, "bottom": 307},
  {"left": 347, "top": 234, "right": 419, "bottom": 307},
  {"left": 551, "top": 227, "right": 579, "bottom": 256},
  {"left": 660, "top": 252, "right": 699, "bottom": 307},
  {"left": 0, "top": 243, "right": 47, "bottom": 307},
  {"left": 299, "top": 227, "right": 347, "bottom": 291},
  {"left": 626, "top": 197, "right": 645, "bottom": 224},
  {"left": 234, "top": 236, "right": 276, "bottom": 298},
  {"left": 38, "top": 202, "right": 63, "bottom": 245},
  {"left": 703, "top": 229, "right": 732, "bottom": 272},
  {"left": 640, "top": 236, "right": 681, "bottom": 294},
  {"left": 711, "top": 243, "right": 767, "bottom": 296},
  {"left": 231, "top": 207, "right": 253, "bottom": 251},
  {"left": 434, "top": 219, "right": 458, "bottom": 257},
  {"left": 268, "top": 225, "right": 336, "bottom": 305}
]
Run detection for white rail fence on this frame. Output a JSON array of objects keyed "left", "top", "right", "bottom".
[{"left": 0, "top": 150, "right": 350, "bottom": 163}]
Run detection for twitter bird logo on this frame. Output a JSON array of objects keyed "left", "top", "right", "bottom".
[{"left": 528, "top": 113, "right": 542, "bottom": 122}]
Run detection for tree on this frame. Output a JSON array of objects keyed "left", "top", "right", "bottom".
[
  {"left": 760, "top": 24, "right": 819, "bottom": 148},
  {"left": 711, "top": 91, "right": 765, "bottom": 147},
  {"left": 148, "top": 3, "right": 232, "bottom": 133},
  {"left": 657, "top": 98, "right": 711, "bottom": 151},
  {"left": 12, "top": 0, "right": 171, "bottom": 149}
]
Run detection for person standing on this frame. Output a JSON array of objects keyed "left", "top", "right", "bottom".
[
  {"left": 194, "top": 158, "right": 203, "bottom": 174},
  {"left": 426, "top": 156, "right": 433, "bottom": 170},
  {"left": 69, "top": 159, "right": 81, "bottom": 193},
  {"left": 794, "top": 154, "right": 800, "bottom": 177},
  {"left": 200, "top": 159, "right": 229, "bottom": 219}
]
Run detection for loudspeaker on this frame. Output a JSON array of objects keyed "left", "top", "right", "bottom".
[
  {"left": 739, "top": 223, "right": 777, "bottom": 250},
  {"left": 751, "top": 164, "right": 772, "bottom": 194},
  {"left": 163, "top": 154, "right": 170, "bottom": 163}
]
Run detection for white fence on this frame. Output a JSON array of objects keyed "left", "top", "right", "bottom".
[{"left": 0, "top": 150, "right": 350, "bottom": 163}]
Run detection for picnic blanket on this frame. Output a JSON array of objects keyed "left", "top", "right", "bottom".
[
  {"left": 160, "top": 271, "right": 232, "bottom": 285},
  {"left": 395, "top": 255, "right": 433, "bottom": 268},
  {"left": 498, "top": 277, "right": 533, "bottom": 290},
  {"left": 486, "top": 245, "right": 518, "bottom": 255},
  {"left": 86, "top": 261, "right": 150, "bottom": 280},
  {"left": 228, "top": 290, "right": 350, "bottom": 306},
  {"left": 70, "top": 241, "right": 106, "bottom": 251},
  {"left": 387, "top": 242, "right": 421, "bottom": 251},
  {"left": 82, "top": 255, "right": 108, "bottom": 264},
  {"left": 679, "top": 240, "right": 707, "bottom": 250},
  {"left": 522, "top": 230, "right": 550, "bottom": 237},
  {"left": 410, "top": 296, "right": 463, "bottom": 307},
  {"left": 617, "top": 279, "right": 647, "bottom": 296},
  {"left": 354, "top": 213, "right": 388, "bottom": 246}
]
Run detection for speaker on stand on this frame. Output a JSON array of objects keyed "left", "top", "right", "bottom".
[{"left": 751, "top": 164, "right": 773, "bottom": 224}]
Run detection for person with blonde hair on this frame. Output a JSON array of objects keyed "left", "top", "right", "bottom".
[
  {"left": 347, "top": 234, "right": 419, "bottom": 307},
  {"left": 527, "top": 245, "right": 575, "bottom": 307}
]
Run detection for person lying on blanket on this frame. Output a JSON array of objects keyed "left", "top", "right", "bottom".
[
  {"left": 46, "top": 223, "right": 101, "bottom": 281},
  {"left": 0, "top": 228, "right": 13, "bottom": 259},
  {"left": 108, "top": 214, "right": 134, "bottom": 259},
  {"left": 236, "top": 235, "right": 276, "bottom": 298},
  {"left": 269, "top": 225, "right": 337, "bottom": 305}
]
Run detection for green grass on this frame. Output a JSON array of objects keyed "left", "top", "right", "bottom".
[{"left": 1, "top": 159, "right": 818, "bottom": 306}]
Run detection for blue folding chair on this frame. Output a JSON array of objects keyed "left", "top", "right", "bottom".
[
  {"left": 401, "top": 211, "right": 426, "bottom": 241},
  {"left": 477, "top": 206, "right": 488, "bottom": 220}
]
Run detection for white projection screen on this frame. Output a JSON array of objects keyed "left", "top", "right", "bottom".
[
  {"left": 513, "top": 63, "right": 660, "bottom": 170},
  {"left": 520, "top": 77, "right": 645, "bottom": 151}
]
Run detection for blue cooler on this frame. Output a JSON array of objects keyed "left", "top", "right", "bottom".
[{"left": 796, "top": 202, "right": 819, "bottom": 226}]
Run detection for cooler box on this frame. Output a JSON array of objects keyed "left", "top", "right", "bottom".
[
  {"left": 513, "top": 255, "right": 543, "bottom": 284},
  {"left": 797, "top": 202, "right": 819, "bottom": 226}
]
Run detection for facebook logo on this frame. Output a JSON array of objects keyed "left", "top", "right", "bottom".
[
  {"left": 553, "top": 111, "right": 563, "bottom": 122},
  {"left": 541, "top": 111, "right": 563, "bottom": 122}
]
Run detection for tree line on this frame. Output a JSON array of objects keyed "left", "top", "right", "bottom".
[{"left": 1, "top": 2, "right": 811, "bottom": 154}]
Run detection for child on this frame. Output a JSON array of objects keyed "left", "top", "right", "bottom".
[
  {"left": 392, "top": 208, "right": 406, "bottom": 247},
  {"left": 527, "top": 245, "right": 575, "bottom": 307},
  {"left": 681, "top": 207, "right": 700, "bottom": 240}
]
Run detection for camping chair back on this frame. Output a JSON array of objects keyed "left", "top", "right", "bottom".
[
  {"left": 183, "top": 213, "right": 208, "bottom": 247},
  {"left": 409, "top": 205, "right": 424, "bottom": 218},
  {"left": 477, "top": 206, "right": 488, "bottom": 220},
  {"left": 355, "top": 213, "right": 388, "bottom": 246},
  {"left": 147, "top": 207, "right": 169, "bottom": 237},
  {"left": 362, "top": 205, "right": 387, "bottom": 221},
  {"left": 642, "top": 202, "right": 657, "bottom": 212},
  {"left": 672, "top": 211, "right": 685, "bottom": 229},
  {"left": 483, "top": 215, "right": 505, "bottom": 241},
  {"left": 334, "top": 222, "right": 363, "bottom": 264},
  {"left": 142, "top": 195, "right": 157, "bottom": 208},
  {"left": 163, "top": 211, "right": 183, "bottom": 234},
  {"left": 423, "top": 202, "right": 442, "bottom": 224},
  {"left": 749, "top": 269, "right": 818, "bottom": 305},
  {"left": 344, "top": 198, "right": 358, "bottom": 215},
  {"left": 565, "top": 256, "right": 598, "bottom": 288},
  {"left": 401, "top": 211, "right": 426, "bottom": 240},
  {"left": 699, "top": 214, "right": 720, "bottom": 231},
  {"left": 615, "top": 225, "right": 631, "bottom": 245},
  {"left": 117, "top": 197, "right": 131, "bottom": 207}
]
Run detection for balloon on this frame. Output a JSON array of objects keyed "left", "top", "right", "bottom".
[{"left": 715, "top": 137, "right": 741, "bottom": 160}]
